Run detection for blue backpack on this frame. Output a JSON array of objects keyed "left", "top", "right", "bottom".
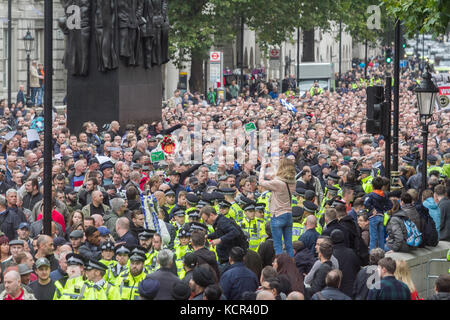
[{"left": 403, "top": 218, "right": 423, "bottom": 247}]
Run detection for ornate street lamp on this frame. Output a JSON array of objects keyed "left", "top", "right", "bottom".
[
  {"left": 23, "top": 29, "right": 34, "bottom": 108},
  {"left": 414, "top": 64, "right": 439, "bottom": 192}
]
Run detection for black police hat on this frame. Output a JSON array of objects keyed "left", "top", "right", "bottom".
[
  {"left": 186, "top": 193, "right": 199, "bottom": 205},
  {"left": 326, "top": 186, "right": 339, "bottom": 194},
  {"left": 218, "top": 200, "right": 232, "bottom": 208},
  {"left": 85, "top": 259, "right": 108, "bottom": 272},
  {"left": 331, "top": 199, "right": 346, "bottom": 208},
  {"left": 165, "top": 189, "right": 176, "bottom": 197},
  {"left": 303, "top": 200, "right": 318, "bottom": 213},
  {"left": 255, "top": 202, "right": 265, "bottom": 211},
  {"left": 178, "top": 228, "right": 191, "bottom": 238},
  {"left": 243, "top": 202, "right": 255, "bottom": 211},
  {"left": 115, "top": 244, "right": 131, "bottom": 255},
  {"left": 138, "top": 229, "right": 156, "bottom": 240},
  {"left": 188, "top": 209, "right": 201, "bottom": 219},
  {"left": 66, "top": 253, "right": 85, "bottom": 266},
  {"left": 196, "top": 200, "right": 208, "bottom": 209},
  {"left": 189, "top": 222, "right": 208, "bottom": 233},
  {"left": 173, "top": 209, "right": 186, "bottom": 217},
  {"left": 216, "top": 188, "right": 235, "bottom": 196},
  {"left": 100, "top": 241, "right": 115, "bottom": 251},
  {"left": 130, "top": 247, "right": 147, "bottom": 262},
  {"left": 292, "top": 206, "right": 304, "bottom": 218}
]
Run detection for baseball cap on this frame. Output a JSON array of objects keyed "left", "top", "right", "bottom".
[{"left": 35, "top": 257, "right": 51, "bottom": 269}]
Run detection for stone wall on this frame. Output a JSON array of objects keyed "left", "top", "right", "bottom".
[{"left": 386, "top": 241, "right": 450, "bottom": 299}]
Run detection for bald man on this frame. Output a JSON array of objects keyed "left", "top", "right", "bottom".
[
  {"left": 298, "top": 215, "right": 319, "bottom": 254},
  {"left": 287, "top": 291, "right": 304, "bottom": 300},
  {"left": 115, "top": 217, "right": 139, "bottom": 248},
  {"left": 0, "top": 270, "right": 36, "bottom": 300},
  {"left": 256, "top": 290, "right": 275, "bottom": 300},
  {"left": 81, "top": 190, "right": 110, "bottom": 218}
]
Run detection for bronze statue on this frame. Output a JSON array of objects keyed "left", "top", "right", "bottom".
[
  {"left": 117, "top": 0, "right": 142, "bottom": 66},
  {"left": 59, "top": 0, "right": 92, "bottom": 76},
  {"left": 150, "top": 0, "right": 164, "bottom": 66},
  {"left": 141, "top": 0, "right": 154, "bottom": 69},
  {"left": 94, "top": 0, "right": 119, "bottom": 72}
]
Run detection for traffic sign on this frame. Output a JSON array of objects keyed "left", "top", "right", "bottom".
[
  {"left": 270, "top": 48, "right": 280, "bottom": 59},
  {"left": 210, "top": 51, "right": 221, "bottom": 63}
]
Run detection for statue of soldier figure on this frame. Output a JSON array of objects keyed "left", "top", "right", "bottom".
[
  {"left": 117, "top": 0, "right": 142, "bottom": 66},
  {"left": 141, "top": 0, "right": 154, "bottom": 69},
  {"left": 94, "top": 0, "right": 119, "bottom": 72},
  {"left": 59, "top": 0, "right": 92, "bottom": 76},
  {"left": 151, "top": 0, "right": 169, "bottom": 66}
]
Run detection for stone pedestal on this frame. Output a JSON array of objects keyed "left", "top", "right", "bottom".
[{"left": 66, "top": 19, "right": 162, "bottom": 134}]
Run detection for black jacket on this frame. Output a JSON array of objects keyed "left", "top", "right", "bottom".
[
  {"left": 352, "top": 265, "right": 376, "bottom": 300},
  {"left": 192, "top": 247, "right": 220, "bottom": 280},
  {"left": 294, "top": 247, "right": 315, "bottom": 275},
  {"left": 0, "top": 209, "right": 26, "bottom": 241},
  {"left": 322, "top": 220, "right": 350, "bottom": 247},
  {"left": 332, "top": 243, "right": 361, "bottom": 297},
  {"left": 306, "top": 260, "right": 332, "bottom": 299},
  {"left": 257, "top": 238, "right": 275, "bottom": 268},
  {"left": 208, "top": 214, "right": 244, "bottom": 264},
  {"left": 147, "top": 267, "right": 182, "bottom": 300},
  {"left": 21, "top": 192, "right": 43, "bottom": 212},
  {"left": 78, "top": 241, "right": 102, "bottom": 261}
]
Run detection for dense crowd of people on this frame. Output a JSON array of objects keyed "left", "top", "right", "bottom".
[{"left": 0, "top": 57, "right": 449, "bottom": 301}]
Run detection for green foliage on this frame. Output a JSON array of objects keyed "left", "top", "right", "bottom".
[{"left": 382, "top": 0, "right": 450, "bottom": 37}]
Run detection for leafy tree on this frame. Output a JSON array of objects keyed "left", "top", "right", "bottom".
[{"left": 382, "top": 0, "right": 450, "bottom": 37}]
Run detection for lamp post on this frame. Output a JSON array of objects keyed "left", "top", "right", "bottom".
[
  {"left": 23, "top": 29, "right": 34, "bottom": 108},
  {"left": 414, "top": 64, "right": 438, "bottom": 192}
]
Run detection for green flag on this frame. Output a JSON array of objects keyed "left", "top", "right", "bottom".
[
  {"left": 151, "top": 151, "right": 165, "bottom": 163},
  {"left": 245, "top": 122, "right": 256, "bottom": 133}
]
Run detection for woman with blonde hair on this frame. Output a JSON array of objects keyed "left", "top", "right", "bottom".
[
  {"left": 395, "top": 259, "right": 421, "bottom": 300},
  {"left": 259, "top": 158, "right": 296, "bottom": 257}
]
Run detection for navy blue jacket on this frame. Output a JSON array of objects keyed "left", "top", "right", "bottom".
[
  {"left": 299, "top": 228, "right": 319, "bottom": 254},
  {"left": 219, "top": 262, "right": 259, "bottom": 300},
  {"left": 208, "top": 215, "right": 244, "bottom": 264},
  {"left": 117, "top": 231, "right": 139, "bottom": 249},
  {"left": 364, "top": 191, "right": 393, "bottom": 215}
]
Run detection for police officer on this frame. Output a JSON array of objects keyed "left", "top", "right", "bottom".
[
  {"left": 240, "top": 202, "right": 266, "bottom": 252},
  {"left": 254, "top": 202, "right": 266, "bottom": 224},
  {"left": 359, "top": 168, "right": 373, "bottom": 194},
  {"left": 292, "top": 206, "right": 304, "bottom": 242},
  {"left": 185, "top": 193, "right": 199, "bottom": 216},
  {"left": 326, "top": 172, "right": 342, "bottom": 197},
  {"left": 171, "top": 208, "right": 187, "bottom": 233},
  {"left": 293, "top": 186, "right": 306, "bottom": 207},
  {"left": 427, "top": 155, "right": 444, "bottom": 176},
  {"left": 108, "top": 244, "right": 130, "bottom": 282},
  {"left": 115, "top": 248, "right": 151, "bottom": 300},
  {"left": 302, "top": 200, "right": 322, "bottom": 234},
  {"left": 84, "top": 259, "right": 120, "bottom": 300},
  {"left": 69, "top": 230, "right": 84, "bottom": 254},
  {"left": 174, "top": 228, "right": 193, "bottom": 278},
  {"left": 257, "top": 187, "right": 271, "bottom": 220},
  {"left": 319, "top": 185, "right": 339, "bottom": 217},
  {"left": 139, "top": 229, "right": 156, "bottom": 253},
  {"left": 165, "top": 190, "right": 177, "bottom": 215},
  {"left": 53, "top": 253, "right": 89, "bottom": 300},
  {"left": 217, "top": 188, "right": 244, "bottom": 223},
  {"left": 217, "top": 199, "right": 232, "bottom": 219},
  {"left": 98, "top": 241, "right": 117, "bottom": 281}
]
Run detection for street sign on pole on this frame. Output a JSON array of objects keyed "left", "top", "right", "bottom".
[{"left": 209, "top": 51, "right": 223, "bottom": 89}]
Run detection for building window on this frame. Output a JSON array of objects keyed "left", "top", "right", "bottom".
[{"left": 34, "top": 29, "right": 44, "bottom": 62}]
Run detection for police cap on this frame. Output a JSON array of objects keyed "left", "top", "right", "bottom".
[
  {"left": 85, "top": 259, "right": 108, "bottom": 272},
  {"left": 138, "top": 229, "right": 156, "bottom": 240},
  {"left": 218, "top": 200, "right": 232, "bottom": 208},
  {"left": 292, "top": 206, "right": 304, "bottom": 218},
  {"left": 186, "top": 193, "right": 199, "bottom": 205},
  {"left": 115, "top": 244, "right": 130, "bottom": 255},
  {"left": 359, "top": 168, "right": 371, "bottom": 175},
  {"left": 293, "top": 186, "right": 306, "bottom": 197},
  {"left": 188, "top": 209, "right": 201, "bottom": 219},
  {"left": 100, "top": 241, "right": 115, "bottom": 251},
  {"left": 327, "top": 173, "right": 340, "bottom": 181},
  {"left": 216, "top": 188, "right": 235, "bottom": 196},
  {"left": 303, "top": 201, "right": 318, "bottom": 213},
  {"left": 165, "top": 189, "right": 176, "bottom": 197},
  {"left": 243, "top": 202, "right": 256, "bottom": 211},
  {"left": 66, "top": 253, "right": 85, "bottom": 266},
  {"left": 178, "top": 228, "right": 191, "bottom": 238},
  {"left": 189, "top": 222, "right": 208, "bottom": 233},
  {"left": 255, "top": 202, "right": 265, "bottom": 211},
  {"left": 173, "top": 209, "right": 186, "bottom": 217}
]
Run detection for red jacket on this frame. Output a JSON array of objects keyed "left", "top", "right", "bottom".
[{"left": 37, "top": 209, "right": 65, "bottom": 232}]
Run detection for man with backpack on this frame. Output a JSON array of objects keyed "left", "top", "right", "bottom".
[{"left": 385, "top": 194, "right": 423, "bottom": 253}]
